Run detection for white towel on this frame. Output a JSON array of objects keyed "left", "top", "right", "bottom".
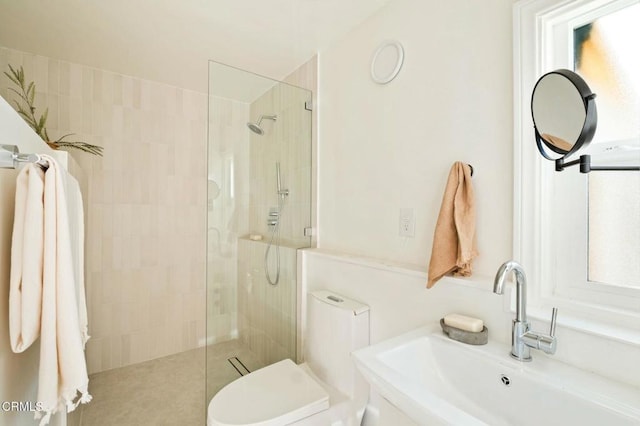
[
  {"left": 9, "top": 163, "right": 45, "bottom": 352},
  {"left": 9, "top": 155, "right": 91, "bottom": 425}
]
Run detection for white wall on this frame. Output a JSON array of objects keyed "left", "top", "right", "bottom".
[
  {"left": 301, "top": 250, "right": 510, "bottom": 348},
  {"left": 313, "top": 0, "right": 640, "bottom": 420},
  {"left": 318, "top": 0, "right": 514, "bottom": 275}
]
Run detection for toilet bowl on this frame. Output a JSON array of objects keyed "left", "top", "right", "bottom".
[{"left": 207, "top": 290, "right": 370, "bottom": 426}]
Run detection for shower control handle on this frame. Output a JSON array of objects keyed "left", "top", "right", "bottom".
[{"left": 267, "top": 207, "right": 280, "bottom": 227}]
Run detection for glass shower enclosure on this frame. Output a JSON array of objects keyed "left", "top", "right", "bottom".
[{"left": 205, "top": 61, "right": 312, "bottom": 402}]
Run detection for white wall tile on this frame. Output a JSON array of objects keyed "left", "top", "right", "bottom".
[
  {"left": 58, "top": 61, "right": 70, "bottom": 96},
  {"left": 47, "top": 59, "right": 58, "bottom": 95},
  {"left": 33, "top": 55, "right": 48, "bottom": 94},
  {"left": 112, "top": 74, "right": 123, "bottom": 106},
  {"left": 0, "top": 47, "right": 207, "bottom": 374}
]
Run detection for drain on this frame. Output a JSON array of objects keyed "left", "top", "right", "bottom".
[
  {"left": 228, "top": 357, "right": 251, "bottom": 376},
  {"left": 500, "top": 375, "right": 511, "bottom": 386}
]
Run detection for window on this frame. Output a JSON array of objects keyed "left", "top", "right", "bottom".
[
  {"left": 514, "top": 0, "right": 640, "bottom": 334},
  {"left": 573, "top": 5, "right": 640, "bottom": 288}
]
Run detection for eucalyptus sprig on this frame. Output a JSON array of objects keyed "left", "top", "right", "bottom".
[{"left": 4, "top": 64, "right": 103, "bottom": 156}]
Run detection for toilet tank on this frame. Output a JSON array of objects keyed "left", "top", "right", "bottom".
[{"left": 304, "top": 290, "right": 369, "bottom": 399}]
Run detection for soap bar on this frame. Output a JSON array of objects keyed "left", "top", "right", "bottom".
[
  {"left": 249, "top": 234, "right": 263, "bottom": 241},
  {"left": 443, "top": 314, "right": 484, "bottom": 333}
]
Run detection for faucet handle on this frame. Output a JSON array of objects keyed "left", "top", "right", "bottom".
[
  {"left": 521, "top": 308, "right": 559, "bottom": 356},
  {"left": 549, "top": 307, "right": 558, "bottom": 337}
]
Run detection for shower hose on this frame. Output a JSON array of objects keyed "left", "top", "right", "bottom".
[{"left": 264, "top": 195, "right": 285, "bottom": 285}]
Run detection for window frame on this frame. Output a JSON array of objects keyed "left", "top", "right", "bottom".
[{"left": 513, "top": 0, "right": 640, "bottom": 337}]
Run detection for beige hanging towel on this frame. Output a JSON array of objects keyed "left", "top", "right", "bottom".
[
  {"left": 9, "top": 155, "right": 91, "bottom": 425},
  {"left": 427, "top": 162, "right": 478, "bottom": 288}
]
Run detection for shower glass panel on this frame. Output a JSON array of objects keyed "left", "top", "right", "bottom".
[{"left": 206, "top": 61, "right": 312, "bottom": 402}]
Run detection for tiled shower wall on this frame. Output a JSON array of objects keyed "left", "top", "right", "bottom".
[
  {"left": 248, "top": 81, "right": 312, "bottom": 246},
  {"left": 235, "top": 60, "right": 316, "bottom": 366},
  {"left": 0, "top": 47, "right": 207, "bottom": 374},
  {"left": 237, "top": 238, "right": 297, "bottom": 366},
  {"left": 207, "top": 96, "right": 249, "bottom": 344}
]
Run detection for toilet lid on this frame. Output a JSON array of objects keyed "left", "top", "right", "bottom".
[{"left": 208, "top": 359, "right": 330, "bottom": 426}]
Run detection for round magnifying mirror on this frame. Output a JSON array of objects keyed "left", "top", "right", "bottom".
[{"left": 531, "top": 69, "right": 597, "bottom": 160}]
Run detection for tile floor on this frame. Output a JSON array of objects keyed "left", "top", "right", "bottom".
[{"left": 75, "top": 340, "right": 263, "bottom": 425}]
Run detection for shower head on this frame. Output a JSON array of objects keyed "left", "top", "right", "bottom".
[
  {"left": 247, "top": 114, "right": 277, "bottom": 135},
  {"left": 247, "top": 122, "right": 264, "bottom": 135}
]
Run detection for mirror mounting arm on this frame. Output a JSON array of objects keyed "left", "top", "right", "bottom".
[
  {"left": 555, "top": 154, "right": 640, "bottom": 173},
  {"left": 554, "top": 155, "right": 587, "bottom": 172}
]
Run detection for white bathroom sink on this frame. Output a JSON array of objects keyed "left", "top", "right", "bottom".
[{"left": 352, "top": 324, "right": 640, "bottom": 426}]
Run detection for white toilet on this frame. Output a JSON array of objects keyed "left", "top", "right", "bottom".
[{"left": 207, "top": 290, "right": 370, "bottom": 426}]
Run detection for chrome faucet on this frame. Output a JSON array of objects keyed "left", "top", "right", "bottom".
[{"left": 493, "top": 261, "right": 558, "bottom": 362}]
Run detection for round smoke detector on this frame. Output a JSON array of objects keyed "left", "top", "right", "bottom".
[{"left": 371, "top": 40, "right": 404, "bottom": 84}]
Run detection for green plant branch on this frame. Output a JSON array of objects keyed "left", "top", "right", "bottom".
[
  {"left": 5, "top": 65, "right": 45, "bottom": 137},
  {"left": 4, "top": 64, "right": 103, "bottom": 156},
  {"left": 51, "top": 140, "right": 104, "bottom": 156}
]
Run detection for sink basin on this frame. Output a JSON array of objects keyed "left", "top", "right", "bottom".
[{"left": 352, "top": 324, "right": 640, "bottom": 425}]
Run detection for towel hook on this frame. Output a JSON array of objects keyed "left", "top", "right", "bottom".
[
  {"left": 468, "top": 164, "right": 474, "bottom": 177},
  {"left": 0, "top": 145, "right": 48, "bottom": 169}
]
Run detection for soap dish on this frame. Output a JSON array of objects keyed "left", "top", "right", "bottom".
[{"left": 440, "top": 318, "right": 488, "bottom": 345}]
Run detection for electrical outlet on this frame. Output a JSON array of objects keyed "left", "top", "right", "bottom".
[{"left": 399, "top": 208, "right": 415, "bottom": 237}]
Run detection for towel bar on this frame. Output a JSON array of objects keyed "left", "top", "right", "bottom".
[{"left": 0, "top": 144, "right": 46, "bottom": 169}]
